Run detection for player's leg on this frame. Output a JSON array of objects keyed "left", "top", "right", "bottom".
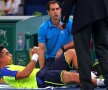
[
  {"left": 64, "top": 49, "right": 78, "bottom": 69},
  {"left": 61, "top": 70, "right": 79, "bottom": 84}
]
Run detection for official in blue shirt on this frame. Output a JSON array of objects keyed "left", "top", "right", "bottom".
[{"left": 38, "top": 0, "right": 74, "bottom": 68}]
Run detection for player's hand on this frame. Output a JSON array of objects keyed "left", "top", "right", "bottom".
[
  {"left": 29, "top": 46, "right": 39, "bottom": 56},
  {"left": 29, "top": 46, "right": 39, "bottom": 59},
  {"left": 32, "top": 46, "right": 39, "bottom": 54}
]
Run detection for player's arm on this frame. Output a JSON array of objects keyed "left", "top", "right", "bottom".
[
  {"left": 0, "top": 78, "right": 5, "bottom": 84},
  {"left": 16, "top": 47, "right": 39, "bottom": 80},
  {"left": 16, "top": 60, "right": 37, "bottom": 80}
]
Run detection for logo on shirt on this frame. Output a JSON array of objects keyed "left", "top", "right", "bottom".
[{"left": 60, "top": 31, "right": 64, "bottom": 34}]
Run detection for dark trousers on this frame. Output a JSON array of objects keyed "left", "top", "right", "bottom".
[
  {"left": 45, "top": 58, "right": 55, "bottom": 67},
  {"left": 73, "top": 18, "right": 108, "bottom": 90}
]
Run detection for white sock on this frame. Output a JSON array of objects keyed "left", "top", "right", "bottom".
[
  {"left": 91, "top": 72, "right": 97, "bottom": 78},
  {"left": 97, "top": 78, "right": 105, "bottom": 86}
]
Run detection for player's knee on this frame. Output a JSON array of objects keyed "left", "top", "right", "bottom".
[{"left": 62, "top": 71, "right": 79, "bottom": 84}]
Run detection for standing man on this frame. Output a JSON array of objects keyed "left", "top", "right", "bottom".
[
  {"left": 38, "top": 0, "right": 74, "bottom": 68},
  {"left": 61, "top": 0, "right": 108, "bottom": 90}
]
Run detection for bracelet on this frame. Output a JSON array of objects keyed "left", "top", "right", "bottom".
[{"left": 31, "top": 54, "right": 39, "bottom": 62}]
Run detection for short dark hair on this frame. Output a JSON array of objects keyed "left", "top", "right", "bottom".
[
  {"left": 46, "top": 0, "right": 61, "bottom": 11},
  {"left": 0, "top": 46, "right": 4, "bottom": 58}
]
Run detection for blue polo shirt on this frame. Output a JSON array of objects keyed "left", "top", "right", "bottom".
[{"left": 38, "top": 18, "right": 73, "bottom": 59}]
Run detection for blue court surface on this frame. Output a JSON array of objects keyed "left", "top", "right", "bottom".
[{"left": 0, "top": 84, "right": 106, "bottom": 90}]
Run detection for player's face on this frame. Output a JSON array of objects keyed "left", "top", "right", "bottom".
[
  {"left": 1, "top": 48, "right": 13, "bottom": 65},
  {"left": 48, "top": 3, "right": 61, "bottom": 20}
]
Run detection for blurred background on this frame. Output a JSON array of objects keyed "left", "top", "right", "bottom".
[
  {"left": 0, "top": 0, "right": 65, "bottom": 16},
  {"left": 0, "top": 0, "right": 78, "bottom": 66}
]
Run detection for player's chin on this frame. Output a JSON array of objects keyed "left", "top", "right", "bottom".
[{"left": 10, "top": 59, "right": 13, "bottom": 64}]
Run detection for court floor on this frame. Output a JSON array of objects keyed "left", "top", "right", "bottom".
[{"left": 0, "top": 84, "right": 106, "bottom": 90}]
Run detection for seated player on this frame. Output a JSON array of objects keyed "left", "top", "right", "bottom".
[{"left": 0, "top": 46, "right": 104, "bottom": 88}]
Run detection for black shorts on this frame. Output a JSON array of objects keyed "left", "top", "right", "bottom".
[
  {"left": 45, "top": 58, "right": 55, "bottom": 67},
  {"left": 36, "top": 52, "right": 71, "bottom": 88},
  {"left": 48, "top": 52, "right": 71, "bottom": 71},
  {"left": 36, "top": 67, "right": 65, "bottom": 88}
]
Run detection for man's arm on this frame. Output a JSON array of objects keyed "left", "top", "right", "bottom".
[
  {"left": 38, "top": 43, "right": 45, "bottom": 69},
  {"left": 16, "top": 47, "right": 39, "bottom": 80},
  {"left": 63, "top": 41, "right": 74, "bottom": 51},
  {"left": 0, "top": 78, "right": 5, "bottom": 84},
  {"left": 16, "top": 60, "right": 37, "bottom": 80},
  {"left": 56, "top": 41, "right": 74, "bottom": 59}
]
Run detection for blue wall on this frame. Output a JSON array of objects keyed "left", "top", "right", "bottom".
[
  {"left": 24, "top": 0, "right": 64, "bottom": 15},
  {"left": 24, "top": 5, "right": 47, "bottom": 15}
]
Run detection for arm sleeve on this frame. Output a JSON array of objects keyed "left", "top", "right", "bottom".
[
  {"left": 1, "top": 66, "right": 17, "bottom": 78},
  {"left": 38, "top": 26, "right": 46, "bottom": 43},
  {"left": 61, "top": 0, "right": 76, "bottom": 23}
]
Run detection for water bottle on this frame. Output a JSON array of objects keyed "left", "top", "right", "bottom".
[{"left": 17, "top": 33, "right": 24, "bottom": 50}]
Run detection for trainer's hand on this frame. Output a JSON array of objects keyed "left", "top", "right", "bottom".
[{"left": 58, "top": 22, "right": 66, "bottom": 30}]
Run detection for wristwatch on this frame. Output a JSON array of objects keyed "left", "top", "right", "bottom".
[{"left": 61, "top": 46, "right": 65, "bottom": 52}]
